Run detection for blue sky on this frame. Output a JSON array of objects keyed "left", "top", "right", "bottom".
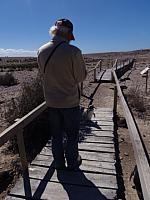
[{"left": 0, "top": 0, "right": 150, "bottom": 56}]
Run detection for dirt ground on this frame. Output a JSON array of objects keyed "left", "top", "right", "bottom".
[{"left": 0, "top": 50, "right": 150, "bottom": 199}]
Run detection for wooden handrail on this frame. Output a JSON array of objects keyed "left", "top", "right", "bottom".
[
  {"left": 81, "top": 60, "right": 102, "bottom": 94},
  {"left": 0, "top": 101, "right": 47, "bottom": 147},
  {"left": 112, "top": 69, "right": 150, "bottom": 200},
  {"left": 88, "top": 60, "right": 102, "bottom": 73}
]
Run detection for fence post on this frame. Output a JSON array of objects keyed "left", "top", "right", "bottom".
[
  {"left": 94, "top": 68, "right": 97, "bottom": 82},
  {"left": 113, "top": 86, "right": 117, "bottom": 115},
  {"left": 17, "top": 129, "right": 32, "bottom": 198},
  {"left": 17, "top": 129, "right": 28, "bottom": 171},
  {"left": 81, "top": 82, "right": 83, "bottom": 95},
  {"left": 99, "top": 60, "right": 102, "bottom": 72}
]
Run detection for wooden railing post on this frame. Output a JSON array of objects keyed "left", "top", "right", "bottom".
[
  {"left": 17, "top": 129, "right": 28, "bottom": 171},
  {"left": 99, "top": 60, "right": 102, "bottom": 72},
  {"left": 81, "top": 82, "right": 83, "bottom": 95},
  {"left": 17, "top": 129, "right": 32, "bottom": 198},
  {"left": 113, "top": 85, "right": 117, "bottom": 115},
  {"left": 94, "top": 68, "right": 97, "bottom": 82}
]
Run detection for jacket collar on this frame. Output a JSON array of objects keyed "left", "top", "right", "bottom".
[{"left": 51, "top": 35, "right": 69, "bottom": 43}]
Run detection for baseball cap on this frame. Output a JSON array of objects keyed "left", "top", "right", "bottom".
[{"left": 55, "top": 19, "right": 75, "bottom": 40}]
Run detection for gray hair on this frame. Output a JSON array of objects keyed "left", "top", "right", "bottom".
[{"left": 49, "top": 25, "right": 70, "bottom": 36}]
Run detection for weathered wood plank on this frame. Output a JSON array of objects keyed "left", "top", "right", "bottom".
[
  {"left": 90, "top": 120, "right": 114, "bottom": 126},
  {"left": 78, "top": 143, "right": 115, "bottom": 153},
  {"left": 26, "top": 165, "right": 117, "bottom": 187},
  {"left": 88, "top": 131, "right": 114, "bottom": 138},
  {"left": 31, "top": 158, "right": 116, "bottom": 175},
  {"left": 89, "top": 126, "right": 114, "bottom": 131},
  {"left": 95, "top": 108, "right": 113, "bottom": 112},
  {"left": 7, "top": 179, "right": 117, "bottom": 200},
  {"left": 35, "top": 150, "right": 116, "bottom": 163},
  {"left": 82, "top": 135, "right": 114, "bottom": 143},
  {"left": 96, "top": 69, "right": 113, "bottom": 82}
]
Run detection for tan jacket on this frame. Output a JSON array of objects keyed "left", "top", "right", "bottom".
[{"left": 37, "top": 36, "right": 87, "bottom": 108}]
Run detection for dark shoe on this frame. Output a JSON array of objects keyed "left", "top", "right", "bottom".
[{"left": 67, "top": 155, "right": 82, "bottom": 171}]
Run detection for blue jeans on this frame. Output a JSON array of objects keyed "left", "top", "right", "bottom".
[{"left": 48, "top": 106, "right": 80, "bottom": 167}]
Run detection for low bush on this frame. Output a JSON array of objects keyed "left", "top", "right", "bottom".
[
  {"left": 126, "top": 86, "right": 146, "bottom": 113},
  {"left": 5, "top": 72, "right": 44, "bottom": 124},
  {"left": 4, "top": 72, "right": 47, "bottom": 158},
  {"left": 0, "top": 72, "right": 17, "bottom": 86}
]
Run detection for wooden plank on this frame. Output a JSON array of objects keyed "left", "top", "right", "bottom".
[
  {"left": 79, "top": 151, "right": 116, "bottom": 163},
  {"left": 34, "top": 153, "right": 115, "bottom": 164},
  {"left": 91, "top": 115, "right": 113, "bottom": 121},
  {"left": 95, "top": 108, "right": 113, "bottom": 112},
  {"left": 97, "top": 69, "right": 113, "bottom": 82},
  {"left": 7, "top": 179, "right": 117, "bottom": 200},
  {"left": 91, "top": 121, "right": 114, "bottom": 126},
  {"left": 31, "top": 157, "right": 116, "bottom": 175},
  {"left": 78, "top": 143, "right": 115, "bottom": 153},
  {"left": 79, "top": 130, "right": 114, "bottom": 137},
  {"left": 82, "top": 135, "right": 114, "bottom": 143},
  {"left": 94, "top": 113, "right": 113, "bottom": 117},
  {"left": 89, "top": 126, "right": 114, "bottom": 131},
  {"left": 113, "top": 70, "right": 150, "bottom": 200},
  {"left": 79, "top": 142, "right": 114, "bottom": 148},
  {"left": 35, "top": 151, "right": 116, "bottom": 163},
  {"left": 26, "top": 165, "right": 117, "bottom": 186}
]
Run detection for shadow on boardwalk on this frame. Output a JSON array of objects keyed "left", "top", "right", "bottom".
[
  {"left": 9, "top": 162, "right": 110, "bottom": 200},
  {"left": 57, "top": 169, "right": 109, "bottom": 200}
]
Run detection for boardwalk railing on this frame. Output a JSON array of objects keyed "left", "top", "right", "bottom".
[
  {"left": 112, "top": 67, "right": 150, "bottom": 200},
  {"left": 81, "top": 59, "right": 102, "bottom": 95},
  {"left": 0, "top": 102, "right": 47, "bottom": 171}
]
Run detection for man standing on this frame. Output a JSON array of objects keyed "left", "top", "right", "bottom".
[{"left": 37, "top": 19, "right": 87, "bottom": 170}]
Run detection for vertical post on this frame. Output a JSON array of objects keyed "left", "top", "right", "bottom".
[
  {"left": 115, "top": 59, "right": 118, "bottom": 70},
  {"left": 99, "top": 60, "right": 102, "bottom": 72},
  {"left": 17, "top": 129, "right": 28, "bottom": 171},
  {"left": 113, "top": 86, "right": 117, "bottom": 115},
  {"left": 145, "top": 71, "right": 148, "bottom": 94},
  {"left": 81, "top": 82, "right": 83, "bottom": 95},
  {"left": 17, "top": 129, "right": 32, "bottom": 198},
  {"left": 94, "top": 68, "right": 97, "bottom": 82}
]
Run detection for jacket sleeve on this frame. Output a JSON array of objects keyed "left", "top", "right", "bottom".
[{"left": 72, "top": 50, "right": 87, "bottom": 83}]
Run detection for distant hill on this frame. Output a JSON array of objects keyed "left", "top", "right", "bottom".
[
  {"left": 84, "top": 49, "right": 150, "bottom": 58},
  {"left": 84, "top": 49, "right": 150, "bottom": 64}
]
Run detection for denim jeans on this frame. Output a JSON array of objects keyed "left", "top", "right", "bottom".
[{"left": 48, "top": 106, "right": 80, "bottom": 167}]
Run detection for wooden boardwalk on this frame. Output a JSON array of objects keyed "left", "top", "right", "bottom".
[
  {"left": 6, "top": 108, "right": 118, "bottom": 200},
  {"left": 96, "top": 69, "right": 113, "bottom": 82}
]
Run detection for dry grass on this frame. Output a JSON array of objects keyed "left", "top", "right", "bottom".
[{"left": 126, "top": 86, "right": 150, "bottom": 119}]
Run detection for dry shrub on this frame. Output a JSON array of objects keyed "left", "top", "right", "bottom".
[
  {"left": 0, "top": 72, "right": 17, "bottom": 86},
  {"left": 5, "top": 72, "right": 44, "bottom": 124},
  {"left": 4, "top": 72, "right": 46, "bottom": 156},
  {"left": 126, "top": 86, "right": 146, "bottom": 113}
]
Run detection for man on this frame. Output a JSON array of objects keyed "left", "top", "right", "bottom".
[{"left": 37, "top": 19, "right": 87, "bottom": 170}]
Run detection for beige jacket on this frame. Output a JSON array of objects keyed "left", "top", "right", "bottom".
[{"left": 37, "top": 36, "right": 87, "bottom": 108}]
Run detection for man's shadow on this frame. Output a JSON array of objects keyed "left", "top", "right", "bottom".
[{"left": 57, "top": 169, "right": 109, "bottom": 200}]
